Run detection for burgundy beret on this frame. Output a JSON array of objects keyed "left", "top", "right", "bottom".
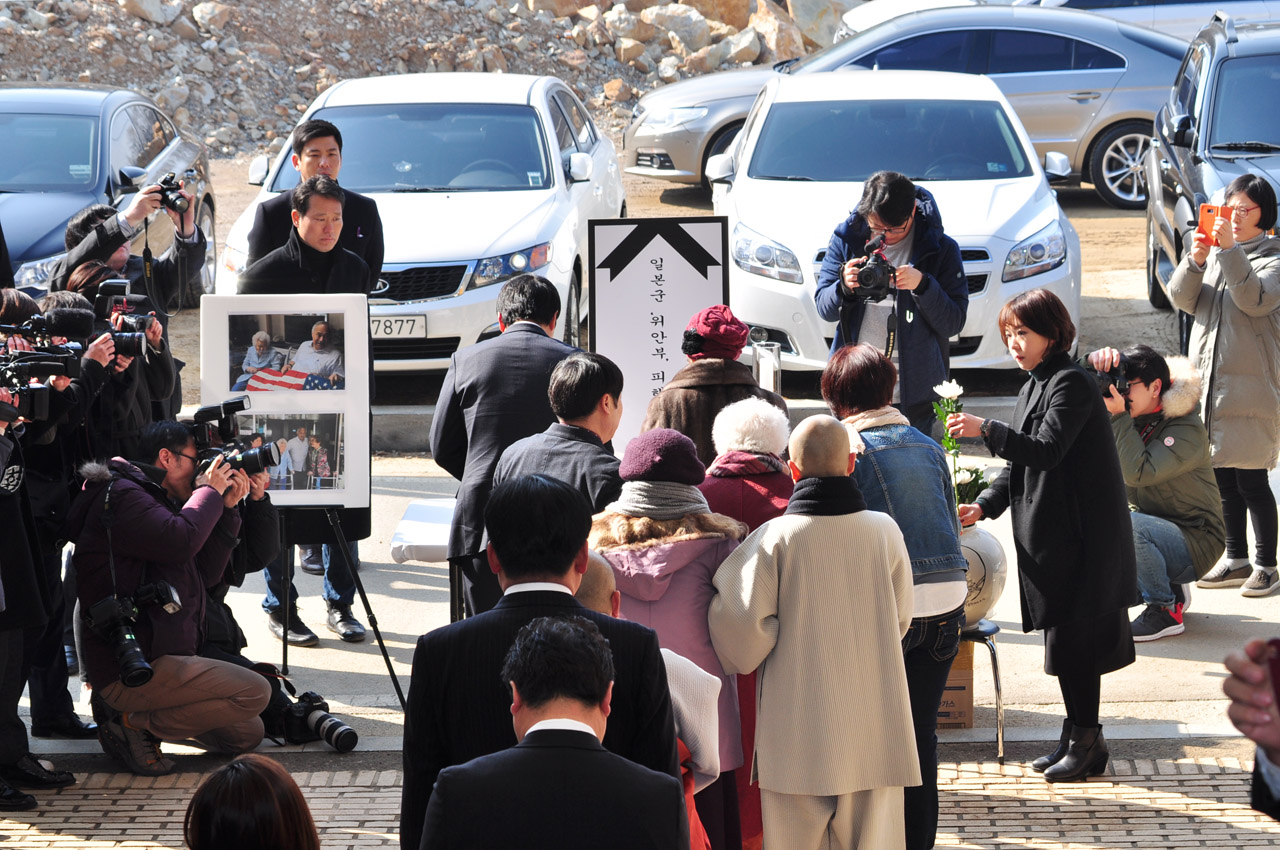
[{"left": 619, "top": 428, "right": 706, "bottom": 485}]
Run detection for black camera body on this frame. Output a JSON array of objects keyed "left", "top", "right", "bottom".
[
  {"left": 156, "top": 172, "right": 189, "bottom": 214},
  {"left": 0, "top": 383, "right": 50, "bottom": 423},
  {"left": 86, "top": 582, "right": 181, "bottom": 688},
  {"left": 93, "top": 281, "right": 153, "bottom": 359},
  {"left": 283, "top": 691, "right": 358, "bottom": 753},
  {"left": 198, "top": 441, "right": 281, "bottom": 476},
  {"left": 1093, "top": 355, "right": 1130, "bottom": 398},
  {"left": 857, "top": 234, "right": 895, "bottom": 303}
]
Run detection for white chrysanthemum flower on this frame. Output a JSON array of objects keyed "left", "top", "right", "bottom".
[
  {"left": 954, "top": 468, "right": 974, "bottom": 485},
  {"left": 934, "top": 380, "right": 963, "bottom": 400}
]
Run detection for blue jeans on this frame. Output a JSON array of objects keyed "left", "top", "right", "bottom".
[
  {"left": 1131, "top": 511, "right": 1196, "bottom": 609},
  {"left": 262, "top": 540, "right": 357, "bottom": 614},
  {"left": 901, "top": 603, "right": 965, "bottom": 850}
]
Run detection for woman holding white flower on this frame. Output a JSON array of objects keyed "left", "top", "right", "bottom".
[
  {"left": 823, "top": 343, "right": 966, "bottom": 850},
  {"left": 946, "top": 289, "right": 1138, "bottom": 785}
]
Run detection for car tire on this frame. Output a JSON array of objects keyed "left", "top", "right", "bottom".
[
  {"left": 700, "top": 123, "right": 742, "bottom": 191},
  {"left": 186, "top": 200, "right": 217, "bottom": 303},
  {"left": 1089, "top": 121, "right": 1151, "bottom": 210},
  {"left": 563, "top": 271, "right": 582, "bottom": 348},
  {"left": 1146, "top": 211, "right": 1170, "bottom": 310}
]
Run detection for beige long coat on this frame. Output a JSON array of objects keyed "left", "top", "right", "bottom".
[{"left": 708, "top": 510, "right": 920, "bottom": 797}]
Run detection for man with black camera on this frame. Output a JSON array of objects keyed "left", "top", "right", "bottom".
[
  {"left": 1087, "top": 346, "right": 1225, "bottom": 642},
  {"left": 815, "top": 171, "right": 968, "bottom": 436},
  {"left": 67, "top": 421, "right": 272, "bottom": 775}
]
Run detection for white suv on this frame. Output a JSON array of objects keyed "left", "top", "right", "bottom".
[{"left": 216, "top": 73, "right": 625, "bottom": 371}]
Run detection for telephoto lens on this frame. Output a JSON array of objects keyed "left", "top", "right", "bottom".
[
  {"left": 308, "top": 709, "right": 359, "bottom": 753},
  {"left": 110, "top": 331, "right": 148, "bottom": 359},
  {"left": 109, "top": 623, "right": 154, "bottom": 688}
]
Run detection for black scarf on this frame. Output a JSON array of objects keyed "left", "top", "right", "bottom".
[{"left": 784, "top": 476, "right": 867, "bottom": 517}]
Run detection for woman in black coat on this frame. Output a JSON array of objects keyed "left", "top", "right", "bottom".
[{"left": 947, "top": 288, "right": 1139, "bottom": 783}]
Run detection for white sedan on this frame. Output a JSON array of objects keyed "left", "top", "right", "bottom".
[
  {"left": 217, "top": 73, "right": 625, "bottom": 371},
  {"left": 707, "top": 71, "right": 1081, "bottom": 370}
]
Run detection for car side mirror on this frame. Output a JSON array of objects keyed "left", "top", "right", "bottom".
[
  {"left": 115, "top": 165, "right": 147, "bottom": 194},
  {"left": 247, "top": 155, "right": 270, "bottom": 186},
  {"left": 705, "top": 153, "right": 735, "bottom": 184},
  {"left": 1043, "top": 152, "right": 1071, "bottom": 185},
  {"left": 567, "top": 152, "right": 594, "bottom": 183},
  {"left": 1171, "top": 114, "right": 1196, "bottom": 149}
]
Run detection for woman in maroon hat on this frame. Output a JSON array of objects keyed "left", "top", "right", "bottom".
[{"left": 641, "top": 305, "right": 787, "bottom": 466}]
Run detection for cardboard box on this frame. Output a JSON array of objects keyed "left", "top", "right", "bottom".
[{"left": 937, "top": 642, "right": 974, "bottom": 729}]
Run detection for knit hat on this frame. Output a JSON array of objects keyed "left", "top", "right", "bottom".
[
  {"left": 619, "top": 429, "right": 706, "bottom": 485},
  {"left": 682, "top": 304, "right": 750, "bottom": 361},
  {"left": 712, "top": 397, "right": 790, "bottom": 457}
]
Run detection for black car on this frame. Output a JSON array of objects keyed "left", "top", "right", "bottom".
[
  {"left": 0, "top": 84, "right": 216, "bottom": 300},
  {"left": 1145, "top": 14, "right": 1280, "bottom": 345}
]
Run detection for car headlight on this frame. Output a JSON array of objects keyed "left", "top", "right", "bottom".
[
  {"left": 731, "top": 222, "right": 803, "bottom": 284},
  {"left": 13, "top": 253, "right": 66, "bottom": 294},
  {"left": 470, "top": 242, "right": 552, "bottom": 289},
  {"left": 642, "top": 107, "right": 709, "bottom": 132},
  {"left": 221, "top": 244, "right": 248, "bottom": 275},
  {"left": 1002, "top": 220, "right": 1067, "bottom": 282}
]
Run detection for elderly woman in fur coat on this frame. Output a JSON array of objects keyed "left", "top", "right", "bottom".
[{"left": 590, "top": 428, "right": 748, "bottom": 850}]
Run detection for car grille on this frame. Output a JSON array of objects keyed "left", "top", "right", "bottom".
[
  {"left": 950, "top": 336, "right": 982, "bottom": 357},
  {"left": 372, "top": 337, "right": 462, "bottom": 361},
  {"left": 966, "top": 274, "right": 988, "bottom": 295},
  {"left": 960, "top": 249, "right": 991, "bottom": 262},
  {"left": 636, "top": 152, "right": 675, "bottom": 170},
  {"left": 380, "top": 266, "right": 468, "bottom": 302}
]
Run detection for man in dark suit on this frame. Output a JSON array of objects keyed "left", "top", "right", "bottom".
[
  {"left": 420, "top": 615, "right": 687, "bottom": 850},
  {"left": 245, "top": 118, "right": 384, "bottom": 283},
  {"left": 399, "top": 474, "right": 681, "bottom": 850},
  {"left": 1224, "top": 637, "right": 1280, "bottom": 819},
  {"left": 493, "top": 351, "right": 624, "bottom": 513},
  {"left": 430, "top": 275, "right": 575, "bottom": 616}
]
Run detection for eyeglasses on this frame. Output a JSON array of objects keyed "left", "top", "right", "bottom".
[
  {"left": 869, "top": 210, "right": 914, "bottom": 236},
  {"left": 174, "top": 451, "right": 199, "bottom": 465},
  {"left": 1233, "top": 204, "right": 1260, "bottom": 219}
]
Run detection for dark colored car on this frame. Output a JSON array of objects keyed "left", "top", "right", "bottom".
[
  {"left": 0, "top": 84, "right": 216, "bottom": 300},
  {"left": 1144, "top": 14, "right": 1280, "bottom": 345}
]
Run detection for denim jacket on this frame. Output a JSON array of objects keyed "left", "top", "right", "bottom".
[{"left": 852, "top": 423, "right": 967, "bottom": 580}]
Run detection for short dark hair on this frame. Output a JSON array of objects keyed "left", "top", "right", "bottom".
[
  {"left": 137, "top": 421, "right": 193, "bottom": 465},
  {"left": 0, "top": 288, "right": 38, "bottom": 324},
  {"left": 856, "top": 171, "right": 917, "bottom": 227},
  {"left": 1226, "top": 174, "right": 1278, "bottom": 231},
  {"left": 549, "top": 352, "right": 624, "bottom": 421},
  {"left": 39, "top": 290, "right": 94, "bottom": 313},
  {"left": 821, "top": 343, "right": 897, "bottom": 418},
  {"left": 1121, "top": 344, "right": 1172, "bottom": 397},
  {"left": 292, "top": 175, "right": 345, "bottom": 217},
  {"left": 184, "top": 754, "right": 320, "bottom": 850},
  {"left": 65, "top": 204, "right": 116, "bottom": 251},
  {"left": 66, "top": 260, "right": 116, "bottom": 303},
  {"left": 500, "top": 616, "right": 614, "bottom": 709},
  {"left": 291, "top": 119, "right": 343, "bottom": 157},
  {"left": 485, "top": 474, "right": 592, "bottom": 580},
  {"left": 497, "top": 274, "right": 561, "bottom": 327},
  {"left": 997, "top": 288, "right": 1075, "bottom": 356}
]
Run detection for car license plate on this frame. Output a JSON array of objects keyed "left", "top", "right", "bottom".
[{"left": 370, "top": 316, "right": 426, "bottom": 339}]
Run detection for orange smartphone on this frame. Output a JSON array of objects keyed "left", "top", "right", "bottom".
[{"left": 1197, "top": 203, "right": 1229, "bottom": 247}]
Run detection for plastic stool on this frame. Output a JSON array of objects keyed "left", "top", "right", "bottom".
[{"left": 961, "top": 618, "right": 1004, "bottom": 764}]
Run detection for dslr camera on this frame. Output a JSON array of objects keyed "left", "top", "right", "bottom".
[
  {"left": 93, "top": 281, "right": 154, "bottom": 359},
  {"left": 188, "top": 396, "right": 281, "bottom": 475},
  {"left": 1092, "top": 354, "right": 1130, "bottom": 398},
  {"left": 86, "top": 581, "right": 181, "bottom": 688},
  {"left": 282, "top": 691, "right": 359, "bottom": 753},
  {"left": 856, "top": 233, "right": 895, "bottom": 303},
  {"left": 156, "top": 172, "right": 189, "bottom": 214},
  {"left": 0, "top": 330, "right": 84, "bottom": 422}
]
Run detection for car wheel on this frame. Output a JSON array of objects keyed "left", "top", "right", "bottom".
[
  {"left": 187, "top": 200, "right": 217, "bottom": 303},
  {"left": 700, "top": 123, "right": 742, "bottom": 190},
  {"left": 1089, "top": 121, "right": 1151, "bottom": 210},
  {"left": 563, "top": 271, "right": 582, "bottom": 348},
  {"left": 1146, "top": 211, "right": 1170, "bottom": 310}
]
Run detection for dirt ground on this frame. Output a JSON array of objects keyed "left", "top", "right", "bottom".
[{"left": 172, "top": 157, "right": 1173, "bottom": 406}]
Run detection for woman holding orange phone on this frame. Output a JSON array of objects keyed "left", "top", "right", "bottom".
[{"left": 1169, "top": 175, "right": 1280, "bottom": 598}]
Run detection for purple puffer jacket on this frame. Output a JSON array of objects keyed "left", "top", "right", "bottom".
[
  {"left": 591, "top": 511, "right": 746, "bottom": 771},
  {"left": 67, "top": 459, "right": 242, "bottom": 690}
]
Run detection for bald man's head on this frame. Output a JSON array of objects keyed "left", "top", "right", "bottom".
[
  {"left": 576, "top": 550, "right": 620, "bottom": 618},
  {"left": 788, "top": 415, "right": 854, "bottom": 479}
]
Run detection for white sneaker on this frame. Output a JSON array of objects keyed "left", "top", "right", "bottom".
[{"left": 1241, "top": 568, "right": 1279, "bottom": 598}]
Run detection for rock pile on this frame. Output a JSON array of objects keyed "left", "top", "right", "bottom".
[{"left": 0, "top": 0, "right": 836, "bottom": 153}]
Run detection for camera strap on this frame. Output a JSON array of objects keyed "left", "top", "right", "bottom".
[
  {"left": 883, "top": 293, "right": 898, "bottom": 360},
  {"left": 101, "top": 477, "right": 123, "bottom": 601}
]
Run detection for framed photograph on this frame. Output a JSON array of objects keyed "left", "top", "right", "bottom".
[{"left": 200, "top": 294, "right": 370, "bottom": 509}]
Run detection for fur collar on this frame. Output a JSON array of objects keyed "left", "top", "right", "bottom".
[
  {"left": 1161, "top": 356, "right": 1201, "bottom": 420},
  {"left": 589, "top": 511, "right": 746, "bottom": 552}
]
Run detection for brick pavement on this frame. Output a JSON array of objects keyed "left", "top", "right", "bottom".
[{"left": 2, "top": 757, "right": 1278, "bottom": 848}]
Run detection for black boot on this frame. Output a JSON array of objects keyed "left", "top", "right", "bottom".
[
  {"left": 1031, "top": 718, "right": 1072, "bottom": 772},
  {"left": 1043, "top": 724, "right": 1109, "bottom": 783}
]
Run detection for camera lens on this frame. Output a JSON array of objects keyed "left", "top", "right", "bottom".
[
  {"left": 111, "top": 332, "right": 147, "bottom": 358},
  {"left": 111, "top": 625, "right": 154, "bottom": 688},
  {"left": 307, "top": 709, "right": 358, "bottom": 753}
]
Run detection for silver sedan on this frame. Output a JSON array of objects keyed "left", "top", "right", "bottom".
[{"left": 623, "top": 5, "right": 1186, "bottom": 208}]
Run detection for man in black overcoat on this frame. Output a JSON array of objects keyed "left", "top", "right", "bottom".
[{"left": 399, "top": 474, "right": 681, "bottom": 850}]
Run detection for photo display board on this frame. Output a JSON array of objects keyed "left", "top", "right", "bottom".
[
  {"left": 199, "top": 293, "right": 371, "bottom": 509},
  {"left": 589, "top": 217, "right": 729, "bottom": 455}
]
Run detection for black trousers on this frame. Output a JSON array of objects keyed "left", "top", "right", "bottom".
[
  {"left": 23, "top": 551, "right": 75, "bottom": 725},
  {"left": 0, "top": 630, "right": 29, "bottom": 764},
  {"left": 1215, "top": 467, "right": 1278, "bottom": 567}
]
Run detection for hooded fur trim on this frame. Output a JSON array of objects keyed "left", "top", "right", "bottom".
[
  {"left": 589, "top": 511, "right": 747, "bottom": 552},
  {"left": 712, "top": 397, "right": 791, "bottom": 457},
  {"left": 1161, "top": 356, "right": 1202, "bottom": 420},
  {"left": 79, "top": 461, "right": 114, "bottom": 485}
]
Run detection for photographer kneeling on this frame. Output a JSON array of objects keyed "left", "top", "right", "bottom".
[
  {"left": 67, "top": 421, "right": 271, "bottom": 775},
  {"left": 1088, "top": 345, "right": 1225, "bottom": 642}
]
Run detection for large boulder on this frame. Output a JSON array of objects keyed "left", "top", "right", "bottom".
[
  {"left": 750, "top": 0, "right": 804, "bottom": 65},
  {"left": 723, "top": 26, "right": 759, "bottom": 64},
  {"left": 615, "top": 36, "right": 646, "bottom": 62},
  {"left": 528, "top": 0, "right": 585, "bottom": 17},
  {"left": 679, "top": 0, "right": 747, "bottom": 31},
  {"left": 120, "top": 0, "right": 181, "bottom": 25},
  {"left": 603, "top": 5, "right": 656, "bottom": 41},
  {"left": 787, "top": 0, "right": 845, "bottom": 48},
  {"left": 640, "top": 4, "right": 709, "bottom": 52},
  {"left": 191, "top": 2, "right": 233, "bottom": 32},
  {"left": 682, "top": 39, "right": 731, "bottom": 74}
]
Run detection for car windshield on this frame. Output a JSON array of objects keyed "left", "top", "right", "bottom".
[
  {"left": 1208, "top": 56, "right": 1280, "bottom": 152},
  {"left": 269, "top": 103, "right": 551, "bottom": 193},
  {"left": 747, "top": 99, "right": 1031, "bottom": 182},
  {"left": 0, "top": 113, "right": 98, "bottom": 191}
]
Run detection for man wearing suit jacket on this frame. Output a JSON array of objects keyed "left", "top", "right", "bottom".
[
  {"left": 493, "top": 351, "right": 624, "bottom": 513},
  {"left": 430, "top": 275, "right": 576, "bottom": 616},
  {"left": 245, "top": 118, "right": 384, "bottom": 283},
  {"left": 1224, "top": 637, "right": 1280, "bottom": 820},
  {"left": 400, "top": 474, "right": 682, "bottom": 850},
  {"left": 420, "top": 615, "right": 687, "bottom": 850}
]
